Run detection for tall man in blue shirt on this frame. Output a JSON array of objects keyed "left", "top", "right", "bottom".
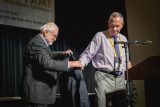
[{"left": 79, "top": 12, "right": 132, "bottom": 107}]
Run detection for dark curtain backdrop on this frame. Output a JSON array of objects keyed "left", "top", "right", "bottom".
[{"left": 0, "top": 0, "right": 127, "bottom": 97}]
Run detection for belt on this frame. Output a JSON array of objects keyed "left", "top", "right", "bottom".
[{"left": 95, "top": 68, "right": 123, "bottom": 77}]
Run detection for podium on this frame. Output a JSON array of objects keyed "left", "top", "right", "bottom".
[
  {"left": 127, "top": 55, "right": 160, "bottom": 107},
  {"left": 127, "top": 55, "right": 160, "bottom": 80}
]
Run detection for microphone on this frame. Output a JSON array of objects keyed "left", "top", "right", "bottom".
[
  {"left": 129, "top": 40, "right": 152, "bottom": 45},
  {"left": 114, "top": 40, "right": 152, "bottom": 45},
  {"left": 114, "top": 41, "right": 127, "bottom": 44}
]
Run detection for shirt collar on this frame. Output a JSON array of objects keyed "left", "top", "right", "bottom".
[{"left": 39, "top": 34, "right": 49, "bottom": 47}]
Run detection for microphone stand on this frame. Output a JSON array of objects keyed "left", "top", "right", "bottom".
[
  {"left": 115, "top": 40, "right": 152, "bottom": 107},
  {"left": 121, "top": 42, "right": 134, "bottom": 107}
]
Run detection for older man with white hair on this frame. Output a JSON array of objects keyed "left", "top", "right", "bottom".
[
  {"left": 22, "top": 22, "right": 84, "bottom": 107},
  {"left": 79, "top": 12, "right": 132, "bottom": 107}
]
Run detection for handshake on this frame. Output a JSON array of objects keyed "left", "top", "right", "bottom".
[{"left": 63, "top": 50, "right": 84, "bottom": 70}]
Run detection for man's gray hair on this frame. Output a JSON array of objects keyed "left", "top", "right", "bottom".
[
  {"left": 40, "top": 22, "right": 59, "bottom": 33},
  {"left": 108, "top": 12, "right": 124, "bottom": 24}
]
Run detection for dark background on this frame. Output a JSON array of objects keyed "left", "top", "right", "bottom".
[{"left": 0, "top": 0, "right": 127, "bottom": 97}]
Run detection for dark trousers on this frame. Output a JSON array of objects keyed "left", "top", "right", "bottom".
[
  {"left": 106, "top": 90, "right": 128, "bottom": 107},
  {"left": 59, "top": 69, "right": 90, "bottom": 107}
]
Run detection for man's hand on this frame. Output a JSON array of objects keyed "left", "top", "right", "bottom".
[
  {"left": 128, "top": 61, "right": 132, "bottom": 69},
  {"left": 68, "top": 61, "right": 84, "bottom": 70},
  {"left": 63, "top": 49, "right": 73, "bottom": 56}
]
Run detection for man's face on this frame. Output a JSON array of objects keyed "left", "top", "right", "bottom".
[
  {"left": 108, "top": 17, "right": 123, "bottom": 36},
  {"left": 45, "top": 29, "right": 58, "bottom": 45}
]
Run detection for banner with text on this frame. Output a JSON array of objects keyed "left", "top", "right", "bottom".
[{"left": 0, "top": 0, "right": 55, "bottom": 30}]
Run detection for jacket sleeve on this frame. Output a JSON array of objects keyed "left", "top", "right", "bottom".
[
  {"left": 51, "top": 51, "right": 67, "bottom": 59},
  {"left": 29, "top": 45, "right": 68, "bottom": 72}
]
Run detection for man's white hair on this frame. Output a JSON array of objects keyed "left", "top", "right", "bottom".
[
  {"left": 40, "top": 22, "right": 59, "bottom": 33},
  {"left": 108, "top": 12, "right": 124, "bottom": 24}
]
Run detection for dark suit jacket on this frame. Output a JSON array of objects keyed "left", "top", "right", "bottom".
[
  {"left": 59, "top": 55, "right": 90, "bottom": 107},
  {"left": 22, "top": 34, "right": 68, "bottom": 104}
]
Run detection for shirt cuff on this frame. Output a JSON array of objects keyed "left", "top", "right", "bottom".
[
  {"left": 68, "top": 62, "right": 70, "bottom": 69},
  {"left": 79, "top": 60, "right": 85, "bottom": 67}
]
